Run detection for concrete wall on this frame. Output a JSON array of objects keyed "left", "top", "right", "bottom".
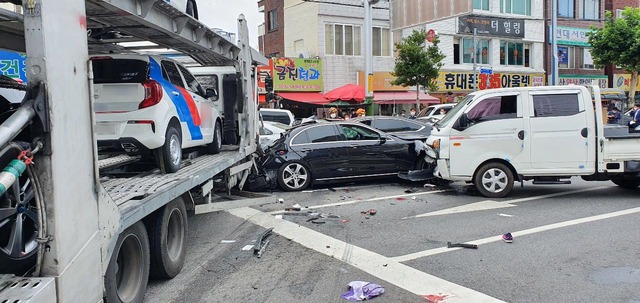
[{"left": 283, "top": 1, "right": 319, "bottom": 58}]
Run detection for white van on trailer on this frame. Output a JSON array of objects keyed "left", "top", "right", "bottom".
[
  {"left": 425, "top": 85, "right": 640, "bottom": 198},
  {"left": 0, "top": 1, "right": 264, "bottom": 302}
]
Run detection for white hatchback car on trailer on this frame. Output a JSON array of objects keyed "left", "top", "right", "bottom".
[{"left": 92, "top": 54, "right": 223, "bottom": 173}]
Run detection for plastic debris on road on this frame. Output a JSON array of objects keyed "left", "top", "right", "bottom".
[
  {"left": 360, "top": 209, "right": 377, "bottom": 216},
  {"left": 421, "top": 294, "right": 448, "bottom": 303},
  {"left": 341, "top": 281, "right": 385, "bottom": 301}
]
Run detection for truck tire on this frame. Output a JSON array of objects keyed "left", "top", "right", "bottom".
[
  {"left": 148, "top": 197, "right": 188, "bottom": 279},
  {"left": 156, "top": 125, "right": 182, "bottom": 173},
  {"left": 104, "top": 222, "right": 150, "bottom": 303},
  {"left": 474, "top": 162, "right": 514, "bottom": 198},
  {"left": 206, "top": 121, "right": 222, "bottom": 154},
  {"left": 611, "top": 176, "right": 640, "bottom": 189}
]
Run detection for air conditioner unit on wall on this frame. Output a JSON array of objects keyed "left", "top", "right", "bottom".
[{"left": 298, "top": 51, "right": 313, "bottom": 58}]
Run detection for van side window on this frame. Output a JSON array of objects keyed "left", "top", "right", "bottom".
[
  {"left": 467, "top": 95, "right": 518, "bottom": 123},
  {"left": 533, "top": 94, "right": 580, "bottom": 117},
  {"left": 177, "top": 64, "right": 206, "bottom": 97}
]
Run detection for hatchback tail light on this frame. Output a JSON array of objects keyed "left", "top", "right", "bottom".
[{"left": 139, "top": 80, "right": 163, "bottom": 109}]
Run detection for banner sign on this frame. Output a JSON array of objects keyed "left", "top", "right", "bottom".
[
  {"left": 436, "top": 71, "right": 545, "bottom": 92},
  {"left": 272, "top": 57, "right": 322, "bottom": 91},
  {"left": 0, "top": 49, "right": 27, "bottom": 83},
  {"left": 458, "top": 15, "right": 525, "bottom": 38}
]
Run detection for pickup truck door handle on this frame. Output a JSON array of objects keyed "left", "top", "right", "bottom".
[
  {"left": 581, "top": 128, "right": 588, "bottom": 138},
  {"left": 300, "top": 148, "right": 312, "bottom": 152},
  {"left": 517, "top": 130, "right": 525, "bottom": 140},
  {"left": 172, "top": 91, "right": 180, "bottom": 96}
]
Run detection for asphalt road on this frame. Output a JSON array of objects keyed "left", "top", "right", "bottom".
[{"left": 145, "top": 178, "right": 640, "bottom": 303}]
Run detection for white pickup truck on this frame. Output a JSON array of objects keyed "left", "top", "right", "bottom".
[{"left": 425, "top": 85, "right": 640, "bottom": 198}]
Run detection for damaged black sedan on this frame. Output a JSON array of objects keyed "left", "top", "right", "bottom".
[{"left": 259, "top": 121, "right": 430, "bottom": 191}]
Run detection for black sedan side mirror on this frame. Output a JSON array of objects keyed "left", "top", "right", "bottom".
[{"left": 379, "top": 135, "right": 388, "bottom": 144}]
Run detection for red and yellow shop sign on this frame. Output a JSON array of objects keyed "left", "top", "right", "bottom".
[{"left": 436, "top": 71, "right": 546, "bottom": 92}]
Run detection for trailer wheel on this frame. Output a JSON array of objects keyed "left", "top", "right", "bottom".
[
  {"left": 206, "top": 121, "right": 222, "bottom": 154},
  {"left": 148, "top": 197, "right": 188, "bottom": 279},
  {"left": 104, "top": 222, "right": 150, "bottom": 303},
  {"left": 277, "top": 161, "right": 311, "bottom": 191},
  {"left": 156, "top": 125, "right": 182, "bottom": 173},
  {"left": 474, "top": 162, "right": 514, "bottom": 198},
  {"left": 611, "top": 176, "right": 640, "bottom": 189}
]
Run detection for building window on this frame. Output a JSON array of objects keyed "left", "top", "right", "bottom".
[
  {"left": 558, "top": 46, "right": 575, "bottom": 69},
  {"left": 582, "top": 47, "right": 595, "bottom": 69},
  {"left": 462, "top": 38, "right": 489, "bottom": 64},
  {"left": 616, "top": 9, "right": 623, "bottom": 18},
  {"left": 582, "top": 0, "right": 599, "bottom": 20},
  {"left": 501, "top": 0, "right": 531, "bottom": 15},
  {"left": 474, "top": 0, "right": 489, "bottom": 10},
  {"left": 558, "top": 0, "right": 574, "bottom": 18},
  {"left": 325, "top": 24, "right": 362, "bottom": 56},
  {"left": 500, "top": 41, "right": 525, "bottom": 66},
  {"left": 373, "top": 27, "right": 391, "bottom": 56},
  {"left": 267, "top": 10, "right": 278, "bottom": 31}
]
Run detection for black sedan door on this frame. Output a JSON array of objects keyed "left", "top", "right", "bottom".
[
  {"left": 289, "top": 124, "right": 351, "bottom": 180},
  {"left": 337, "top": 123, "right": 417, "bottom": 175}
]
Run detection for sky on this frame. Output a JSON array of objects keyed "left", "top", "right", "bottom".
[{"left": 198, "top": 0, "right": 265, "bottom": 48}]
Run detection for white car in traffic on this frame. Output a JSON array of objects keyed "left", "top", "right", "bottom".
[{"left": 92, "top": 54, "right": 222, "bottom": 173}]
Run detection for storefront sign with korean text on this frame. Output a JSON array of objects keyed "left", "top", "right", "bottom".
[
  {"left": 436, "top": 71, "right": 545, "bottom": 92},
  {"left": 272, "top": 57, "right": 322, "bottom": 91},
  {"left": 356, "top": 71, "right": 407, "bottom": 91},
  {"left": 559, "top": 75, "right": 607, "bottom": 88},
  {"left": 0, "top": 50, "right": 27, "bottom": 83},
  {"left": 458, "top": 15, "right": 525, "bottom": 38},
  {"left": 548, "top": 26, "right": 592, "bottom": 47},
  {"left": 613, "top": 74, "right": 640, "bottom": 91}
]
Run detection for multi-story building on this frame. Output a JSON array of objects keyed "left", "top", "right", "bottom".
[
  {"left": 390, "top": 0, "right": 547, "bottom": 101},
  {"left": 258, "top": 0, "right": 285, "bottom": 57},
  {"left": 545, "top": 0, "right": 606, "bottom": 88},
  {"left": 607, "top": 0, "right": 640, "bottom": 94}
]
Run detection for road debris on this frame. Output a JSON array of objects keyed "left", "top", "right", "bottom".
[
  {"left": 411, "top": 196, "right": 417, "bottom": 200},
  {"left": 404, "top": 187, "right": 419, "bottom": 193},
  {"left": 278, "top": 198, "right": 284, "bottom": 203},
  {"left": 220, "top": 240, "right": 236, "bottom": 244},
  {"left": 285, "top": 203, "right": 302, "bottom": 211},
  {"left": 361, "top": 209, "right": 377, "bottom": 216},
  {"left": 311, "top": 221, "right": 326, "bottom": 224},
  {"left": 498, "top": 213, "right": 514, "bottom": 217},
  {"left": 254, "top": 228, "right": 273, "bottom": 258},
  {"left": 340, "top": 219, "right": 349, "bottom": 223},
  {"left": 329, "top": 187, "right": 337, "bottom": 192},
  {"left": 396, "top": 197, "right": 407, "bottom": 201},
  {"left": 241, "top": 245, "right": 254, "bottom": 251},
  {"left": 502, "top": 233, "right": 513, "bottom": 243},
  {"left": 446, "top": 242, "right": 478, "bottom": 249},
  {"left": 341, "top": 281, "right": 385, "bottom": 301},
  {"left": 422, "top": 294, "right": 448, "bottom": 303},
  {"left": 274, "top": 215, "right": 283, "bottom": 219}
]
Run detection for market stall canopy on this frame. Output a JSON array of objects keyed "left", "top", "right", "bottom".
[
  {"left": 374, "top": 91, "right": 440, "bottom": 105},
  {"left": 324, "top": 84, "right": 365, "bottom": 102},
  {"left": 277, "top": 92, "right": 329, "bottom": 105}
]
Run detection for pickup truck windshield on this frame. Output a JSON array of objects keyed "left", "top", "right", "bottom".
[{"left": 434, "top": 94, "right": 474, "bottom": 128}]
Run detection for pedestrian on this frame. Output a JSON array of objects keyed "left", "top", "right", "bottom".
[
  {"left": 350, "top": 109, "right": 357, "bottom": 118},
  {"left": 608, "top": 107, "right": 621, "bottom": 124},
  {"left": 356, "top": 108, "right": 366, "bottom": 118},
  {"left": 439, "top": 108, "right": 448, "bottom": 115},
  {"left": 408, "top": 107, "right": 417, "bottom": 119},
  {"left": 343, "top": 113, "right": 350, "bottom": 120},
  {"left": 328, "top": 107, "right": 339, "bottom": 120},
  {"left": 400, "top": 110, "right": 406, "bottom": 117},
  {"left": 629, "top": 102, "right": 640, "bottom": 131}
]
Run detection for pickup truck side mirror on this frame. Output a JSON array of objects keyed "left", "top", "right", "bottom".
[
  {"left": 455, "top": 113, "right": 470, "bottom": 130},
  {"left": 205, "top": 88, "right": 218, "bottom": 100}
]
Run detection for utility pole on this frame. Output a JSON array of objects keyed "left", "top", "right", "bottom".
[
  {"left": 473, "top": 28, "right": 478, "bottom": 91},
  {"left": 364, "top": 0, "right": 379, "bottom": 99},
  {"left": 551, "top": 0, "right": 559, "bottom": 85}
]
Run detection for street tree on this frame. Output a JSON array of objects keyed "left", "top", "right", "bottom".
[
  {"left": 391, "top": 29, "right": 445, "bottom": 110},
  {"left": 588, "top": 7, "right": 640, "bottom": 106}
]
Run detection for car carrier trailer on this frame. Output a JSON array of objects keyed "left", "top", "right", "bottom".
[{"left": 0, "top": 0, "right": 265, "bottom": 302}]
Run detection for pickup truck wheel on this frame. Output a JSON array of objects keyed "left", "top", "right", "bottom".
[
  {"left": 206, "top": 121, "right": 222, "bottom": 154},
  {"left": 474, "top": 162, "right": 514, "bottom": 198},
  {"left": 148, "top": 197, "right": 187, "bottom": 279},
  {"left": 104, "top": 221, "right": 150, "bottom": 303},
  {"left": 611, "top": 176, "right": 640, "bottom": 189},
  {"left": 156, "top": 126, "right": 181, "bottom": 173},
  {"left": 277, "top": 162, "right": 311, "bottom": 191}
]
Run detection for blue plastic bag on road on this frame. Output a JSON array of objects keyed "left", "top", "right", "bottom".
[{"left": 341, "top": 281, "right": 385, "bottom": 301}]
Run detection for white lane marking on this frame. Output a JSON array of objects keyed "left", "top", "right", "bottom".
[
  {"left": 228, "top": 207, "right": 504, "bottom": 303},
  {"left": 269, "top": 189, "right": 450, "bottom": 214},
  {"left": 405, "top": 186, "right": 609, "bottom": 219},
  {"left": 392, "top": 206, "right": 640, "bottom": 262},
  {"left": 404, "top": 200, "right": 516, "bottom": 219}
]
